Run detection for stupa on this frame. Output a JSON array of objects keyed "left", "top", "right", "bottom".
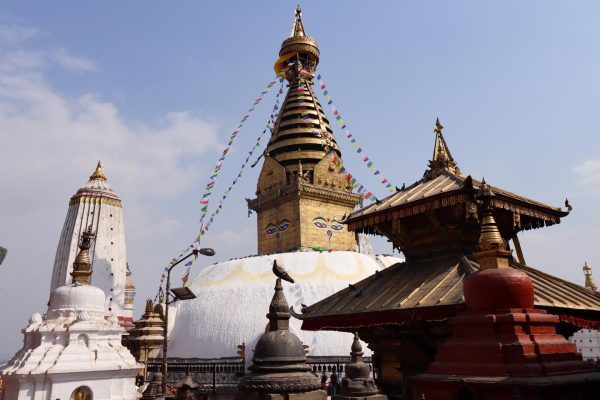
[
  {"left": 50, "top": 161, "right": 135, "bottom": 327},
  {"left": 237, "top": 273, "right": 326, "bottom": 399},
  {"left": 0, "top": 227, "right": 142, "bottom": 400},
  {"left": 167, "top": 7, "right": 401, "bottom": 362}
]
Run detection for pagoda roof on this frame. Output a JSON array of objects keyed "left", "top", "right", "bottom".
[
  {"left": 346, "top": 120, "right": 569, "bottom": 233},
  {"left": 348, "top": 172, "right": 569, "bottom": 231},
  {"left": 296, "top": 254, "right": 600, "bottom": 331}
]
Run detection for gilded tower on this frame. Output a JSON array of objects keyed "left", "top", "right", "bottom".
[{"left": 248, "top": 7, "right": 362, "bottom": 255}]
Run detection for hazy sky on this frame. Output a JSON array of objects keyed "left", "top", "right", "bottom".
[{"left": 1, "top": 1, "right": 600, "bottom": 360}]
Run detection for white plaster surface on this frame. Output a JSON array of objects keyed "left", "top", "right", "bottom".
[
  {"left": 169, "top": 251, "right": 402, "bottom": 360},
  {"left": 1, "top": 279, "right": 142, "bottom": 399},
  {"left": 50, "top": 169, "right": 133, "bottom": 323},
  {"left": 570, "top": 328, "right": 600, "bottom": 361}
]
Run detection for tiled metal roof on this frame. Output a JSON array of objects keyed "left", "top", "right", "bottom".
[
  {"left": 298, "top": 255, "right": 600, "bottom": 323},
  {"left": 347, "top": 172, "right": 566, "bottom": 222}
]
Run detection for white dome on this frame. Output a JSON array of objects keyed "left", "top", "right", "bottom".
[
  {"left": 48, "top": 283, "right": 106, "bottom": 316},
  {"left": 169, "top": 251, "right": 398, "bottom": 359}
]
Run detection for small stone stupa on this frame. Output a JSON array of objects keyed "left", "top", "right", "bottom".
[
  {"left": 333, "top": 333, "right": 385, "bottom": 400},
  {"left": 125, "top": 299, "right": 165, "bottom": 380},
  {"left": 237, "top": 263, "right": 326, "bottom": 400}
]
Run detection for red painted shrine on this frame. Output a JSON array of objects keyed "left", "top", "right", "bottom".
[{"left": 296, "top": 120, "right": 600, "bottom": 399}]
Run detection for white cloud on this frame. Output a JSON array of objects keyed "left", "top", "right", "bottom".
[
  {"left": 0, "top": 20, "right": 37, "bottom": 46},
  {"left": 574, "top": 160, "right": 600, "bottom": 195},
  {"left": 0, "top": 16, "right": 226, "bottom": 360},
  {"left": 51, "top": 47, "right": 96, "bottom": 71}
]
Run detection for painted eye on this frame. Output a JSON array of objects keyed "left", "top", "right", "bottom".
[
  {"left": 265, "top": 224, "right": 277, "bottom": 235},
  {"left": 331, "top": 224, "right": 344, "bottom": 231},
  {"left": 314, "top": 221, "right": 327, "bottom": 229},
  {"left": 279, "top": 220, "right": 290, "bottom": 231}
]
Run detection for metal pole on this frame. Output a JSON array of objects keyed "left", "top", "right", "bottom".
[
  {"left": 161, "top": 250, "right": 199, "bottom": 395},
  {"left": 161, "top": 267, "right": 171, "bottom": 395},
  {"left": 213, "top": 363, "right": 216, "bottom": 393}
]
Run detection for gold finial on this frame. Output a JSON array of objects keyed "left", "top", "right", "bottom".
[
  {"left": 71, "top": 226, "right": 95, "bottom": 285},
  {"left": 583, "top": 261, "right": 598, "bottom": 291},
  {"left": 477, "top": 179, "right": 506, "bottom": 252},
  {"left": 144, "top": 299, "right": 154, "bottom": 314},
  {"left": 474, "top": 178, "right": 512, "bottom": 269},
  {"left": 89, "top": 160, "right": 107, "bottom": 181},
  {"left": 427, "top": 118, "right": 458, "bottom": 178},
  {"left": 434, "top": 117, "right": 443, "bottom": 134},
  {"left": 291, "top": 5, "right": 305, "bottom": 37}
]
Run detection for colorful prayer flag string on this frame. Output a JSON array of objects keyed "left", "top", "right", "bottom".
[
  {"left": 316, "top": 74, "right": 397, "bottom": 194},
  {"left": 294, "top": 78, "right": 378, "bottom": 203},
  {"left": 158, "top": 77, "right": 282, "bottom": 287}
]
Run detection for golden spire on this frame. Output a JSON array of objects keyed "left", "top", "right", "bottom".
[
  {"left": 71, "top": 226, "right": 95, "bottom": 285},
  {"left": 583, "top": 261, "right": 598, "bottom": 291},
  {"left": 477, "top": 179, "right": 505, "bottom": 250},
  {"left": 89, "top": 160, "right": 107, "bottom": 181},
  {"left": 474, "top": 179, "right": 512, "bottom": 269},
  {"left": 290, "top": 5, "right": 306, "bottom": 37},
  {"left": 427, "top": 118, "right": 459, "bottom": 178},
  {"left": 276, "top": 7, "right": 320, "bottom": 81}
]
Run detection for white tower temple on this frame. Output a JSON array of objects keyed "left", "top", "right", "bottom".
[
  {"left": 50, "top": 161, "right": 135, "bottom": 327},
  {"left": 1, "top": 228, "right": 142, "bottom": 400}
]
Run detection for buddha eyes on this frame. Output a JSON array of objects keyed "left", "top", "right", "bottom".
[
  {"left": 266, "top": 220, "right": 291, "bottom": 235},
  {"left": 313, "top": 219, "right": 327, "bottom": 229},
  {"left": 265, "top": 224, "right": 277, "bottom": 235},
  {"left": 313, "top": 217, "right": 344, "bottom": 231},
  {"left": 279, "top": 220, "right": 290, "bottom": 231}
]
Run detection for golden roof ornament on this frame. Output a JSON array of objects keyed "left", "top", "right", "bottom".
[
  {"left": 473, "top": 178, "right": 513, "bottom": 269},
  {"left": 275, "top": 6, "right": 320, "bottom": 81},
  {"left": 291, "top": 5, "right": 306, "bottom": 37},
  {"left": 89, "top": 160, "right": 107, "bottom": 181},
  {"left": 71, "top": 226, "right": 95, "bottom": 285},
  {"left": 426, "top": 118, "right": 459, "bottom": 178},
  {"left": 583, "top": 261, "right": 598, "bottom": 291},
  {"left": 477, "top": 179, "right": 506, "bottom": 251}
]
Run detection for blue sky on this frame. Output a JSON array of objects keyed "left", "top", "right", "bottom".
[{"left": 1, "top": 1, "right": 600, "bottom": 359}]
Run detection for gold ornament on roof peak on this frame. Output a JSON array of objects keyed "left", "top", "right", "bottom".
[
  {"left": 291, "top": 5, "right": 306, "bottom": 37},
  {"left": 89, "top": 160, "right": 107, "bottom": 181},
  {"left": 434, "top": 117, "right": 443, "bottom": 134},
  {"left": 583, "top": 261, "right": 597, "bottom": 291},
  {"left": 426, "top": 117, "right": 459, "bottom": 178}
]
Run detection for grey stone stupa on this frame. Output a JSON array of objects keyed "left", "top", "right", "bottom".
[
  {"left": 237, "top": 266, "right": 326, "bottom": 400},
  {"left": 333, "top": 333, "right": 386, "bottom": 400}
]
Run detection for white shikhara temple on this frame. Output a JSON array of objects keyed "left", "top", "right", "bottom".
[
  {"left": 50, "top": 162, "right": 135, "bottom": 327},
  {"left": 1, "top": 228, "right": 142, "bottom": 400}
]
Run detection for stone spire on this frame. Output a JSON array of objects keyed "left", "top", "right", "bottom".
[
  {"left": 333, "top": 333, "right": 385, "bottom": 400},
  {"left": 249, "top": 7, "right": 362, "bottom": 255},
  {"left": 474, "top": 179, "right": 512, "bottom": 269},
  {"left": 237, "top": 275, "right": 325, "bottom": 399},
  {"left": 71, "top": 226, "right": 95, "bottom": 285},
  {"left": 426, "top": 118, "right": 460, "bottom": 178},
  {"left": 583, "top": 261, "right": 598, "bottom": 291}
]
